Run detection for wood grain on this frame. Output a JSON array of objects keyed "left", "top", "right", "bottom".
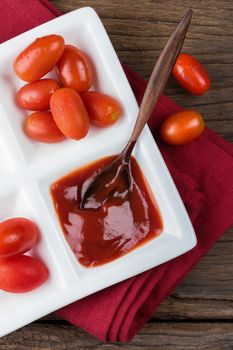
[
  {"left": 2, "top": 0, "right": 232, "bottom": 348},
  {"left": 1, "top": 322, "right": 233, "bottom": 349}
]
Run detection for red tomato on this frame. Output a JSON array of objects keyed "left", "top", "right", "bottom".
[
  {"left": 0, "top": 255, "right": 49, "bottom": 293},
  {"left": 56, "top": 45, "right": 93, "bottom": 92},
  {"left": 160, "top": 110, "right": 205, "bottom": 145},
  {"left": 14, "top": 34, "right": 65, "bottom": 82},
  {"left": 50, "top": 88, "right": 89, "bottom": 140},
  {"left": 17, "top": 79, "right": 60, "bottom": 110},
  {"left": 24, "top": 111, "right": 66, "bottom": 143},
  {"left": 81, "top": 91, "right": 122, "bottom": 127},
  {"left": 0, "top": 218, "right": 39, "bottom": 259},
  {"left": 173, "top": 53, "right": 210, "bottom": 95}
]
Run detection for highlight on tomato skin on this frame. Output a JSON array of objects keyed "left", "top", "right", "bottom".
[
  {"left": 0, "top": 218, "right": 40, "bottom": 259},
  {"left": 56, "top": 44, "right": 93, "bottom": 92},
  {"left": 81, "top": 91, "right": 122, "bottom": 127},
  {"left": 17, "top": 79, "right": 60, "bottom": 111},
  {"left": 0, "top": 255, "right": 49, "bottom": 293},
  {"left": 13, "top": 34, "right": 65, "bottom": 82},
  {"left": 160, "top": 110, "right": 205, "bottom": 145},
  {"left": 172, "top": 53, "right": 210, "bottom": 96},
  {"left": 24, "top": 111, "right": 66, "bottom": 143}
]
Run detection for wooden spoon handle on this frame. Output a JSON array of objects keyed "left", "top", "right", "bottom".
[{"left": 123, "top": 9, "right": 192, "bottom": 159}]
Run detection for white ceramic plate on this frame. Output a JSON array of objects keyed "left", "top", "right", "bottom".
[{"left": 0, "top": 7, "right": 196, "bottom": 337}]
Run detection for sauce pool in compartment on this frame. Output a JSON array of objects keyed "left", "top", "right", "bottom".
[{"left": 50, "top": 156, "right": 163, "bottom": 267}]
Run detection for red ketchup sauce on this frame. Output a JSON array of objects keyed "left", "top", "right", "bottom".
[{"left": 50, "top": 156, "right": 163, "bottom": 267}]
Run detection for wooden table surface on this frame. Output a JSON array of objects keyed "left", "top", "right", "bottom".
[{"left": 1, "top": 1, "right": 233, "bottom": 349}]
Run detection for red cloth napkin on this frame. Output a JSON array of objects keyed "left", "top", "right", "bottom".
[{"left": 1, "top": 0, "right": 233, "bottom": 342}]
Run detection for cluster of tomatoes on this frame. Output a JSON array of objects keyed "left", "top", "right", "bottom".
[
  {"left": 14, "top": 34, "right": 122, "bottom": 143},
  {"left": 0, "top": 218, "right": 48, "bottom": 293},
  {"left": 13, "top": 33, "right": 210, "bottom": 146},
  {"left": 160, "top": 53, "right": 210, "bottom": 145}
]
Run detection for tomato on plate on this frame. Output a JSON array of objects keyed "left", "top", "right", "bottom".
[
  {"left": 0, "top": 255, "right": 49, "bottom": 293},
  {"left": 13, "top": 34, "right": 65, "bottom": 82},
  {"left": 24, "top": 111, "right": 66, "bottom": 143},
  {"left": 50, "top": 88, "right": 89, "bottom": 140},
  {"left": 0, "top": 218, "right": 39, "bottom": 259},
  {"left": 17, "top": 79, "right": 60, "bottom": 110},
  {"left": 160, "top": 110, "right": 205, "bottom": 145},
  {"left": 172, "top": 53, "right": 210, "bottom": 95},
  {"left": 81, "top": 91, "right": 122, "bottom": 127},
  {"left": 56, "top": 45, "right": 93, "bottom": 92}
]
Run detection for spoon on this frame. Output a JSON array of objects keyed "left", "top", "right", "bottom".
[{"left": 80, "top": 9, "right": 192, "bottom": 210}]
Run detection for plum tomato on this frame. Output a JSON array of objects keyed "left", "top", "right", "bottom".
[
  {"left": 56, "top": 44, "right": 93, "bottom": 92},
  {"left": 173, "top": 53, "right": 210, "bottom": 95},
  {"left": 81, "top": 91, "right": 122, "bottom": 127},
  {"left": 17, "top": 79, "right": 60, "bottom": 111},
  {"left": 50, "top": 88, "right": 89, "bottom": 140},
  {"left": 13, "top": 34, "right": 65, "bottom": 82},
  {"left": 24, "top": 111, "right": 66, "bottom": 143},
  {"left": 0, "top": 218, "right": 39, "bottom": 259},
  {"left": 160, "top": 110, "right": 205, "bottom": 145},
  {"left": 0, "top": 255, "right": 49, "bottom": 293}
]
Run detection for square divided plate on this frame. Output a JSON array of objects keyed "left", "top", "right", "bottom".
[{"left": 0, "top": 7, "right": 196, "bottom": 337}]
